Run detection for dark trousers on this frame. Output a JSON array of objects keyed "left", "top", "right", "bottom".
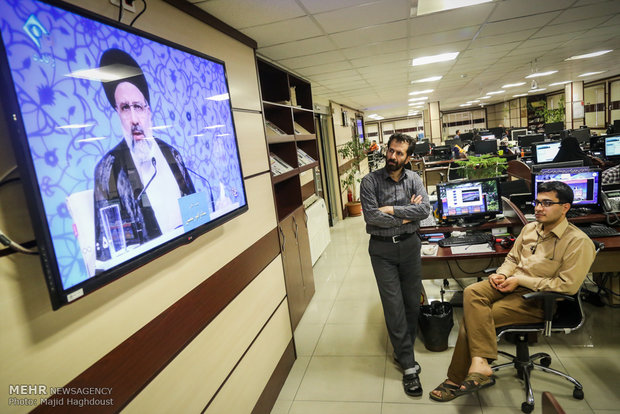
[{"left": 369, "top": 235, "right": 422, "bottom": 370}]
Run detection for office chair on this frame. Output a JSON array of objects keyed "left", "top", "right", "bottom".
[
  {"left": 506, "top": 160, "right": 532, "bottom": 191},
  {"left": 491, "top": 240, "right": 604, "bottom": 413}
]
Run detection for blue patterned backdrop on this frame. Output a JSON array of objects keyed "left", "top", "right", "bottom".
[{"left": 0, "top": 0, "right": 247, "bottom": 290}]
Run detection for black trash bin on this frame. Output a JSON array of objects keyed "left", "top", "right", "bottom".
[{"left": 419, "top": 300, "right": 454, "bottom": 352}]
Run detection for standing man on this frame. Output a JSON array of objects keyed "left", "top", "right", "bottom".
[
  {"left": 430, "top": 181, "right": 595, "bottom": 402},
  {"left": 360, "top": 133, "right": 431, "bottom": 396},
  {"left": 454, "top": 130, "right": 461, "bottom": 139}
]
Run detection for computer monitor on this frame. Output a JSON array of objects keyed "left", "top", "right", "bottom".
[
  {"left": 480, "top": 134, "right": 496, "bottom": 140},
  {"left": 474, "top": 139, "right": 498, "bottom": 155},
  {"left": 531, "top": 160, "right": 584, "bottom": 173},
  {"left": 445, "top": 138, "right": 463, "bottom": 148},
  {"left": 604, "top": 135, "right": 620, "bottom": 158},
  {"left": 544, "top": 122, "right": 564, "bottom": 135},
  {"left": 414, "top": 141, "right": 431, "bottom": 155},
  {"left": 518, "top": 134, "right": 545, "bottom": 148},
  {"left": 460, "top": 132, "right": 473, "bottom": 141},
  {"left": 489, "top": 127, "right": 504, "bottom": 138},
  {"left": 432, "top": 145, "right": 452, "bottom": 160},
  {"left": 532, "top": 141, "right": 561, "bottom": 164},
  {"left": 511, "top": 129, "right": 528, "bottom": 140},
  {"left": 570, "top": 128, "right": 590, "bottom": 145},
  {"left": 436, "top": 177, "right": 502, "bottom": 225},
  {"left": 533, "top": 167, "right": 601, "bottom": 209}
]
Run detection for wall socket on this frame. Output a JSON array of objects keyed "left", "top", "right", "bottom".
[{"left": 110, "top": 0, "right": 136, "bottom": 13}]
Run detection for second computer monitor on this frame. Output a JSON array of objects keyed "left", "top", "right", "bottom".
[
  {"left": 518, "top": 134, "right": 545, "bottom": 148},
  {"left": 533, "top": 141, "right": 561, "bottom": 164},
  {"left": 604, "top": 135, "right": 620, "bottom": 159},
  {"left": 511, "top": 128, "right": 528, "bottom": 140},
  {"left": 414, "top": 141, "right": 431, "bottom": 155},
  {"left": 533, "top": 167, "right": 601, "bottom": 209},
  {"left": 474, "top": 139, "right": 498, "bottom": 155}
]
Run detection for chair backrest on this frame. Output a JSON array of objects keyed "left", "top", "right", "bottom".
[{"left": 507, "top": 159, "right": 532, "bottom": 190}]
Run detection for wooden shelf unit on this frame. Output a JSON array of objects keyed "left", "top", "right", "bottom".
[{"left": 258, "top": 58, "right": 318, "bottom": 329}]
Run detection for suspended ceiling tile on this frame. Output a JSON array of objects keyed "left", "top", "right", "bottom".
[
  {"left": 479, "top": 12, "right": 562, "bottom": 37},
  {"left": 310, "top": 70, "right": 362, "bottom": 82},
  {"left": 532, "top": 17, "right": 610, "bottom": 38},
  {"left": 409, "top": 40, "right": 472, "bottom": 58},
  {"left": 193, "top": 0, "right": 305, "bottom": 29},
  {"left": 554, "top": 2, "right": 620, "bottom": 24},
  {"left": 410, "top": 26, "right": 480, "bottom": 48},
  {"left": 298, "top": 0, "right": 388, "bottom": 14},
  {"left": 313, "top": 0, "right": 409, "bottom": 34},
  {"left": 350, "top": 52, "right": 409, "bottom": 68},
  {"left": 296, "top": 61, "right": 355, "bottom": 77},
  {"left": 330, "top": 21, "right": 408, "bottom": 48},
  {"left": 487, "top": 0, "right": 574, "bottom": 22},
  {"left": 409, "top": 3, "right": 495, "bottom": 35},
  {"left": 342, "top": 38, "right": 409, "bottom": 60},
  {"left": 240, "top": 17, "right": 323, "bottom": 47},
  {"left": 278, "top": 50, "right": 347, "bottom": 70},
  {"left": 257, "top": 36, "right": 335, "bottom": 60}
]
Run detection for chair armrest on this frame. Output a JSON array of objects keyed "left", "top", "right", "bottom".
[{"left": 523, "top": 291, "right": 576, "bottom": 335}]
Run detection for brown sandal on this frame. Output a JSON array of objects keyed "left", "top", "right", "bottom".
[
  {"left": 456, "top": 372, "right": 496, "bottom": 395},
  {"left": 429, "top": 380, "right": 460, "bottom": 402}
]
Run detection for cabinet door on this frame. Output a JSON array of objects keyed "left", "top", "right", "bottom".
[
  {"left": 293, "top": 208, "right": 315, "bottom": 305},
  {"left": 278, "top": 215, "right": 305, "bottom": 330}
]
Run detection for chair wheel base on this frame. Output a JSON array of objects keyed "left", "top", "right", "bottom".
[
  {"left": 521, "top": 402, "right": 534, "bottom": 413},
  {"left": 573, "top": 387, "right": 584, "bottom": 400},
  {"left": 540, "top": 356, "right": 551, "bottom": 367}
]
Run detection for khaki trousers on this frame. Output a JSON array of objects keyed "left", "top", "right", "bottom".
[{"left": 447, "top": 280, "right": 545, "bottom": 384}]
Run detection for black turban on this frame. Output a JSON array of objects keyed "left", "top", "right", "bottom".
[{"left": 99, "top": 48, "right": 150, "bottom": 108}]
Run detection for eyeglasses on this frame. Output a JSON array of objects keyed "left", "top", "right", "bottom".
[
  {"left": 531, "top": 200, "right": 566, "bottom": 208},
  {"left": 117, "top": 102, "right": 148, "bottom": 115}
]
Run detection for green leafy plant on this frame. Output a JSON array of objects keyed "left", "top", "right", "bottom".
[
  {"left": 337, "top": 138, "right": 370, "bottom": 201},
  {"left": 455, "top": 155, "right": 507, "bottom": 179},
  {"left": 534, "top": 96, "right": 566, "bottom": 123}
]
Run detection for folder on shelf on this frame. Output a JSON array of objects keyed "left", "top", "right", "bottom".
[
  {"left": 265, "top": 120, "right": 287, "bottom": 136},
  {"left": 293, "top": 121, "right": 311, "bottom": 135},
  {"left": 297, "top": 148, "right": 316, "bottom": 166},
  {"left": 269, "top": 152, "right": 294, "bottom": 175}
]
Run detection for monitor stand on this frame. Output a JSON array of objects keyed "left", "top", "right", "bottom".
[{"left": 456, "top": 218, "right": 485, "bottom": 228}]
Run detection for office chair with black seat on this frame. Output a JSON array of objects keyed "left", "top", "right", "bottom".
[
  {"left": 490, "top": 240, "right": 604, "bottom": 413},
  {"left": 507, "top": 159, "right": 532, "bottom": 191}
]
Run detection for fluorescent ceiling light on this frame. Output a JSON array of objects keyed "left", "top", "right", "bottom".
[
  {"left": 408, "top": 96, "right": 428, "bottom": 102},
  {"left": 578, "top": 71, "right": 605, "bottom": 77},
  {"left": 467, "top": 100, "right": 480, "bottom": 104},
  {"left": 513, "top": 94, "right": 528, "bottom": 97},
  {"left": 207, "top": 93, "right": 230, "bottom": 101},
  {"left": 502, "top": 82, "right": 526, "bottom": 88},
  {"left": 525, "top": 71, "right": 557, "bottom": 78},
  {"left": 566, "top": 50, "right": 612, "bottom": 60},
  {"left": 417, "top": 0, "right": 492, "bottom": 15},
  {"left": 478, "top": 96, "right": 491, "bottom": 99},
  {"left": 528, "top": 88, "right": 547, "bottom": 93},
  {"left": 411, "top": 76, "right": 442, "bottom": 83},
  {"left": 409, "top": 89, "right": 433, "bottom": 95},
  {"left": 412, "top": 52, "right": 459, "bottom": 66},
  {"left": 548, "top": 81, "right": 571, "bottom": 86},
  {"left": 459, "top": 103, "right": 472, "bottom": 107},
  {"left": 487, "top": 90, "right": 505, "bottom": 95},
  {"left": 56, "top": 123, "right": 94, "bottom": 129}
]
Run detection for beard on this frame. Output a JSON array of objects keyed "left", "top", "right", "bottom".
[
  {"left": 131, "top": 128, "right": 153, "bottom": 165},
  {"left": 386, "top": 158, "right": 406, "bottom": 171}
]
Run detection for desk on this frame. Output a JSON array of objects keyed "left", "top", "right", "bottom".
[
  {"left": 419, "top": 198, "right": 620, "bottom": 279},
  {"left": 423, "top": 158, "right": 452, "bottom": 192}
]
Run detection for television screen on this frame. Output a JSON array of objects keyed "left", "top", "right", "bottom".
[
  {"left": 533, "top": 141, "right": 561, "bottom": 164},
  {"left": 533, "top": 168, "right": 600, "bottom": 208},
  {"left": 605, "top": 135, "right": 620, "bottom": 158},
  {"left": 0, "top": 0, "right": 248, "bottom": 309},
  {"left": 436, "top": 177, "right": 502, "bottom": 222}
]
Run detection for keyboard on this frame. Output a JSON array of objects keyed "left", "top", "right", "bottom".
[
  {"left": 579, "top": 225, "right": 620, "bottom": 238},
  {"left": 419, "top": 213, "right": 437, "bottom": 228},
  {"left": 438, "top": 233, "right": 494, "bottom": 247}
]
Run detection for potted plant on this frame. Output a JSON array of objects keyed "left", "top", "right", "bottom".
[
  {"left": 455, "top": 154, "right": 507, "bottom": 180},
  {"left": 337, "top": 138, "right": 370, "bottom": 216},
  {"left": 534, "top": 95, "right": 566, "bottom": 124}
]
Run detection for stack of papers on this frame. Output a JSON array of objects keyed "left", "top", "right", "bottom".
[{"left": 451, "top": 244, "right": 494, "bottom": 254}]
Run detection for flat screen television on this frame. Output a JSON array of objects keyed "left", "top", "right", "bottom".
[
  {"left": 436, "top": 177, "right": 502, "bottom": 225},
  {"left": 0, "top": 0, "right": 248, "bottom": 309},
  {"left": 532, "top": 141, "right": 561, "bottom": 164},
  {"left": 604, "top": 135, "right": 620, "bottom": 158},
  {"left": 533, "top": 167, "right": 601, "bottom": 209}
]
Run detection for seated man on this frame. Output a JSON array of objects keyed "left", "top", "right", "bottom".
[{"left": 430, "top": 181, "right": 596, "bottom": 402}]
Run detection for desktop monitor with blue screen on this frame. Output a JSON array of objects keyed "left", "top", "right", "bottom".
[
  {"left": 531, "top": 160, "right": 584, "bottom": 173},
  {"left": 604, "top": 135, "right": 620, "bottom": 158},
  {"left": 436, "top": 177, "right": 502, "bottom": 225},
  {"left": 533, "top": 141, "right": 561, "bottom": 164},
  {"left": 533, "top": 168, "right": 601, "bottom": 209},
  {"left": 473, "top": 139, "right": 498, "bottom": 155}
]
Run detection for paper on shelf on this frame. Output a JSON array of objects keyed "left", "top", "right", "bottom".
[{"left": 450, "top": 243, "right": 494, "bottom": 254}]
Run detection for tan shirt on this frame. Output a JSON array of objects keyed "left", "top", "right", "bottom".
[{"left": 496, "top": 218, "right": 595, "bottom": 295}]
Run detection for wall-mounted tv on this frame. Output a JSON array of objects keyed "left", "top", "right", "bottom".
[{"left": 0, "top": 0, "right": 248, "bottom": 309}]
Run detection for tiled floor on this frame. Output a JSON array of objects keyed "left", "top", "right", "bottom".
[{"left": 270, "top": 215, "right": 620, "bottom": 414}]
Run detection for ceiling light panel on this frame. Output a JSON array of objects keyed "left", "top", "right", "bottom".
[{"left": 412, "top": 52, "right": 459, "bottom": 66}]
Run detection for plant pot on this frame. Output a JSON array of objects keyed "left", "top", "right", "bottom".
[{"left": 346, "top": 201, "right": 362, "bottom": 217}]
